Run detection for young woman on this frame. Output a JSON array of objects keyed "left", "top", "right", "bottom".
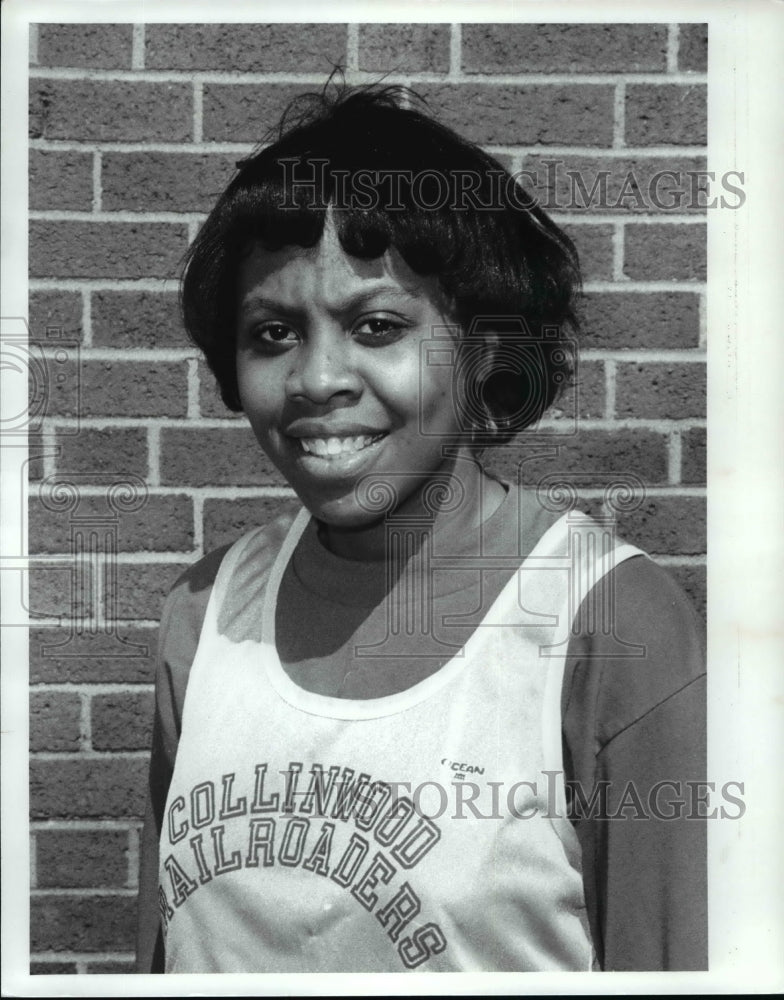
[{"left": 136, "top": 84, "right": 706, "bottom": 973}]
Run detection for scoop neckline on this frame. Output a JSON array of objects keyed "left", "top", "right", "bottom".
[{"left": 259, "top": 504, "right": 572, "bottom": 721}]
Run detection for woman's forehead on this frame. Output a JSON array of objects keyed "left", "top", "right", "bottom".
[{"left": 237, "top": 221, "right": 449, "bottom": 314}]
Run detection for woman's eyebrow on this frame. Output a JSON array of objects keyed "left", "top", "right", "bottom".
[
  {"left": 238, "top": 294, "right": 303, "bottom": 318},
  {"left": 239, "top": 283, "right": 422, "bottom": 318}
]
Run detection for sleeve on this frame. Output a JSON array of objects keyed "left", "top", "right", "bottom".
[
  {"left": 561, "top": 555, "right": 707, "bottom": 971},
  {"left": 134, "top": 546, "right": 229, "bottom": 973}
]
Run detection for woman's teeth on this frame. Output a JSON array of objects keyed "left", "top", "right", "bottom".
[{"left": 298, "top": 434, "right": 384, "bottom": 457}]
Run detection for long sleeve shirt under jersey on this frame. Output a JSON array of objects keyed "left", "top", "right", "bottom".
[{"left": 136, "top": 488, "right": 707, "bottom": 973}]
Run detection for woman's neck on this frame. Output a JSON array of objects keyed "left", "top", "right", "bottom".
[{"left": 316, "top": 454, "right": 507, "bottom": 562}]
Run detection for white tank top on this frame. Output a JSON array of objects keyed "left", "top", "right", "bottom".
[{"left": 159, "top": 507, "right": 642, "bottom": 972}]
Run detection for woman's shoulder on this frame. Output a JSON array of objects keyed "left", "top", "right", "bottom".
[
  {"left": 158, "top": 510, "right": 300, "bottom": 681},
  {"left": 563, "top": 552, "right": 706, "bottom": 752}
]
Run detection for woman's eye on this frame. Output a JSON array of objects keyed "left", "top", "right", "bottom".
[
  {"left": 252, "top": 323, "right": 299, "bottom": 348},
  {"left": 353, "top": 316, "right": 406, "bottom": 344}
]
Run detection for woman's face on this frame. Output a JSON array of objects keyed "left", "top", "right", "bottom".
[{"left": 235, "top": 217, "right": 475, "bottom": 548}]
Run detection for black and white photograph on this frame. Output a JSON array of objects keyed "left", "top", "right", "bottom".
[{"left": 1, "top": 0, "right": 782, "bottom": 995}]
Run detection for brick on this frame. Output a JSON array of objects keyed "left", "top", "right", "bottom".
[
  {"left": 30, "top": 758, "right": 148, "bottom": 819},
  {"left": 84, "top": 959, "right": 136, "bottom": 973},
  {"left": 29, "top": 625, "right": 156, "bottom": 684},
  {"left": 29, "top": 559, "right": 93, "bottom": 619},
  {"left": 40, "top": 360, "right": 188, "bottom": 419},
  {"left": 102, "top": 152, "right": 237, "bottom": 213},
  {"left": 28, "top": 432, "right": 46, "bottom": 481},
  {"left": 625, "top": 84, "right": 707, "bottom": 146},
  {"left": 667, "top": 563, "right": 706, "bottom": 622},
  {"left": 522, "top": 154, "right": 709, "bottom": 214},
  {"left": 31, "top": 895, "right": 136, "bottom": 952},
  {"left": 30, "top": 962, "right": 77, "bottom": 974},
  {"left": 91, "top": 691, "right": 154, "bottom": 751},
  {"left": 160, "top": 427, "right": 285, "bottom": 487},
  {"left": 615, "top": 497, "right": 706, "bottom": 555},
  {"left": 559, "top": 223, "right": 614, "bottom": 281},
  {"left": 36, "top": 24, "right": 132, "bottom": 69},
  {"left": 202, "top": 496, "right": 302, "bottom": 552},
  {"left": 579, "top": 292, "right": 700, "bottom": 350},
  {"left": 30, "top": 692, "right": 81, "bottom": 751},
  {"left": 681, "top": 427, "right": 706, "bottom": 485},
  {"left": 547, "top": 359, "right": 605, "bottom": 421},
  {"left": 30, "top": 221, "right": 188, "bottom": 280},
  {"left": 35, "top": 829, "right": 129, "bottom": 888},
  {"left": 615, "top": 362, "right": 706, "bottom": 418},
  {"left": 146, "top": 23, "right": 346, "bottom": 70},
  {"left": 199, "top": 360, "right": 243, "bottom": 418},
  {"left": 107, "top": 561, "right": 191, "bottom": 620},
  {"left": 624, "top": 223, "right": 706, "bottom": 280},
  {"left": 462, "top": 24, "right": 667, "bottom": 73},
  {"left": 29, "top": 492, "right": 193, "bottom": 554},
  {"left": 28, "top": 291, "right": 83, "bottom": 344},
  {"left": 358, "top": 24, "right": 449, "bottom": 72},
  {"left": 29, "top": 80, "right": 192, "bottom": 142},
  {"left": 202, "top": 83, "right": 316, "bottom": 143},
  {"left": 54, "top": 427, "right": 147, "bottom": 478},
  {"left": 678, "top": 24, "right": 708, "bottom": 72},
  {"left": 104, "top": 361, "right": 189, "bottom": 417},
  {"left": 483, "top": 429, "right": 669, "bottom": 485},
  {"left": 30, "top": 149, "right": 93, "bottom": 211},
  {"left": 416, "top": 84, "right": 615, "bottom": 147},
  {"left": 581, "top": 291, "right": 700, "bottom": 350},
  {"left": 92, "top": 291, "right": 184, "bottom": 349},
  {"left": 30, "top": 343, "right": 81, "bottom": 422}
]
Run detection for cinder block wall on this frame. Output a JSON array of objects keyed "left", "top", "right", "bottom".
[{"left": 27, "top": 22, "right": 707, "bottom": 973}]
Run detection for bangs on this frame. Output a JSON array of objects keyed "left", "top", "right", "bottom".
[{"left": 214, "top": 153, "right": 525, "bottom": 324}]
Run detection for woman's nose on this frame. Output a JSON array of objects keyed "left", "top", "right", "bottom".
[{"left": 284, "top": 335, "right": 362, "bottom": 405}]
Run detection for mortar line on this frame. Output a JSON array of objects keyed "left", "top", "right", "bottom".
[
  {"left": 147, "top": 426, "right": 160, "bottom": 487},
  {"left": 30, "top": 682, "right": 155, "bottom": 694},
  {"left": 91, "top": 152, "right": 103, "bottom": 214},
  {"left": 612, "top": 222, "right": 626, "bottom": 281},
  {"left": 40, "top": 432, "right": 59, "bottom": 480},
  {"left": 186, "top": 358, "right": 200, "bottom": 419},
  {"left": 346, "top": 24, "right": 359, "bottom": 73},
  {"left": 126, "top": 826, "right": 140, "bottom": 889},
  {"left": 79, "top": 691, "right": 92, "bottom": 752},
  {"left": 449, "top": 24, "right": 462, "bottom": 80},
  {"left": 41, "top": 413, "right": 708, "bottom": 431},
  {"left": 28, "top": 139, "right": 709, "bottom": 157},
  {"left": 28, "top": 67, "right": 707, "bottom": 85},
  {"left": 604, "top": 360, "right": 617, "bottom": 419},
  {"left": 131, "top": 23, "right": 145, "bottom": 70},
  {"left": 81, "top": 289, "right": 93, "bottom": 346},
  {"left": 667, "top": 23, "right": 681, "bottom": 73},
  {"left": 193, "top": 81, "right": 203, "bottom": 143},
  {"left": 613, "top": 81, "right": 626, "bottom": 149},
  {"left": 668, "top": 430, "right": 683, "bottom": 485},
  {"left": 193, "top": 493, "right": 205, "bottom": 556}
]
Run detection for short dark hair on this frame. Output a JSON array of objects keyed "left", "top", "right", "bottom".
[{"left": 181, "top": 81, "right": 581, "bottom": 445}]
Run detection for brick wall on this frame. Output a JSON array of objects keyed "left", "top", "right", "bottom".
[{"left": 27, "top": 22, "right": 707, "bottom": 973}]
